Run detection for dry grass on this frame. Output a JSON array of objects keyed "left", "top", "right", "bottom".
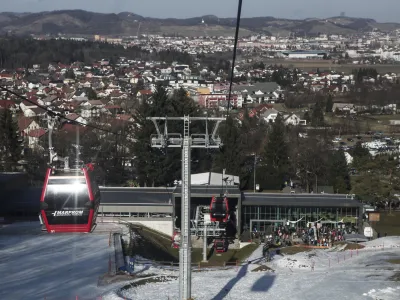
[
  {"left": 280, "top": 246, "right": 313, "bottom": 255},
  {"left": 120, "top": 275, "right": 178, "bottom": 291},
  {"left": 387, "top": 259, "right": 400, "bottom": 264},
  {"left": 251, "top": 265, "right": 275, "bottom": 272},
  {"left": 334, "top": 242, "right": 365, "bottom": 250}
]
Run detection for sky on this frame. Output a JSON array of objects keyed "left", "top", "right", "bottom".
[{"left": 3, "top": 0, "right": 400, "bottom": 23}]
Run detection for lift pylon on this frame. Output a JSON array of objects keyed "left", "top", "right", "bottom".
[{"left": 147, "top": 115, "right": 224, "bottom": 300}]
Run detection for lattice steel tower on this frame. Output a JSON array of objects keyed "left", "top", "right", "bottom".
[{"left": 147, "top": 116, "right": 224, "bottom": 300}]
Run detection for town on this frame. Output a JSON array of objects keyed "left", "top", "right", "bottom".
[{"left": 1, "top": 7, "right": 400, "bottom": 300}]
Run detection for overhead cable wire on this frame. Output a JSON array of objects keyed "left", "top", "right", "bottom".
[
  {"left": 0, "top": 85, "right": 124, "bottom": 136},
  {"left": 226, "top": 0, "right": 243, "bottom": 115}
]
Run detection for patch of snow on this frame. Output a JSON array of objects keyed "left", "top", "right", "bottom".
[{"left": 363, "top": 286, "right": 400, "bottom": 299}]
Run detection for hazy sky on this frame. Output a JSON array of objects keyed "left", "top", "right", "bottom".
[{"left": 3, "top": 0, "right": 400, "bottom": 22}]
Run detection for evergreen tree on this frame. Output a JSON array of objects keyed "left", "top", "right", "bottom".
[
  {"left": 325, "top": 94, "right": 333, "bottom": 113},
  {"left": 330, "top": 149, "right": 351, "bottom": 193},
  {"left": 132, "top": 85, "right": 205, "bottom": 186},
  {"left": 303, "top": 111, "right": 311, "bottom": 124},
  {"left": 64, "top": 68, "right": 75, "bottom": 79},
  {"left": 311, "top": 101, "right": 324, "bottom": 127},
  {"left": 352, "top": 141, "right": 370, "bottom": 158},
  {"left": 351, "top": 141, "right": 371, "bottom": 170},
  {"left": 260, "top": 114, "right": 289, "bottom": 189},
  {"left": 85, "top": 87, "right": 98, "bottom": 100},
  {"left": 212, "top": 116, "right": 246, "bottom": 188},
  {"left": 0, "top": 109, "right": 22, "bottom": 171}
]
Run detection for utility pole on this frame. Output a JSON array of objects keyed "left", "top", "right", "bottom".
[
  {"left": 147, "top": 115, "right": 224, "bottom": 300},
  {"left": 253, "top": 153, "right": 256, "bottom": 193}
]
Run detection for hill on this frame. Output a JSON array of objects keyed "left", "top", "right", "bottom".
[{"left": 0, "top": 10, "right": 399, "bottom": 36}]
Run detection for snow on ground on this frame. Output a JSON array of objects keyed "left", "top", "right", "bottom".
[
  {"left": 362, "top": 236, "right": 400, "bottom": 248},
  {"left": 0, "top": 222, "right": 128, "bottom": 300},
  {"left": 109, "top": 238, "right": 400, "bottom": 300}
]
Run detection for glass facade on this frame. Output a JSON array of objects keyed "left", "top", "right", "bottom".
[{"left": 242, "top": 205, "right": 360, "bottom": 232}]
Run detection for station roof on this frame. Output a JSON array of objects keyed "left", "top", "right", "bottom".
[
  {"left": 173, "top": 185, "right": 241, "bottom": 198},
  {"left": 100, "top": 187, "right": 174, "bottom": 204},
  {"left": 242, "top": 193, "right": 362, "bottom": 208}
]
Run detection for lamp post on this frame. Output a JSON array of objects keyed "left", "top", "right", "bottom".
[{"left": 307, "top": 171, "right": 318, "bottom": 193}]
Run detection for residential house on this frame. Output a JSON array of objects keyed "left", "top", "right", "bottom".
[
  {"left": 332, "top": 103, "right": 356, "bottom": 114},
  {"left": 283, "top": 113, "right": 306, "bottom": 126},
  {"left": 261, "top": 108, "right": 279, "bottom": 123},
  {"left": 0, "top": 100, "right": 17, "bottom": 112},
  {"left": 80, "top": 100, "right": 103, "bottom": 118},
  {"left": 23, "top": 107, "right": 47, "bottom": 117},
  {"left": 64, "top": 113, "right": 87, "bottom": 125},
  {"left": 18, "top": 116, "right": 40, "bottom": 136},
  {"left": 232, "top": 82, "right": 283, "bottom": 104},
  {"left": 137, "top": 90, "right": 153, "bottom": 104},
  {"left": 38, "top": 95, "right": 58, "bottom": 107},
  {"left": 26, "top": 128, "right": 47, "bottom": 149}
]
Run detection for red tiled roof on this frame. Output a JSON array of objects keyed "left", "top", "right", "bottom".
[
  {"left": 27, "top": 128, "right": 47, "bottom": 138},
  {"left": 116, "top": 114, "right": 133, "bottom": 121},
  {"left": 0, "top": 100, "right": 16, "bottom": 109},
  {"left": 61, "top": 123, "right": 90, "bottom": 133},
  {"left": 139, "top": 90, "right": 152, "bottom": 95},
  {"left": 65, "top": 113, "right": 80, "bottom": 121},
  {"left": 18, "top": 116, "right": 33, "bottom": 131}
]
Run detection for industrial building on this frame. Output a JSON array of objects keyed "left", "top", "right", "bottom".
[{"left": 278, "top": 50, "right": 329, "bottom": 59}]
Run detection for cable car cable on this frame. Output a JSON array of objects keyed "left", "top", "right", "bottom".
[
  {"left": 226, "top": 0, "right": 243, "bottom": 115},
  {"left": 0, "top": 85, "right": 125, "bottom": 136}
]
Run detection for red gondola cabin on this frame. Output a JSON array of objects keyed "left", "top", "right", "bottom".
[
  {"left": 214, "top": 239, "right": 228, "bottom": 253},
  {"left": 210, "top": 196, "right": 229, "bottom": 223},
  {"left": 40, "top": 166, "right": 100, "bottom": 233}
]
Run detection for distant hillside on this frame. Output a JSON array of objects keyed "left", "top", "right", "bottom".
[{"left": 0, "top": 10, "right": 399, "bottom": 36}]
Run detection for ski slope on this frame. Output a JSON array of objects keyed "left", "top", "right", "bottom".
[
  {"left": 0, "top": 222, "right": 127, "bottom": 300},
  {"left": 105, "top": 237, "right": 400, "bottom": 300}
]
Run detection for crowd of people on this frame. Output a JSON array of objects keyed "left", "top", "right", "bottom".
[{"left": 253, "top": 223, "right": 358, "bottom": 249}]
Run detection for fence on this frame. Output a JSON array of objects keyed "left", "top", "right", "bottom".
[{"left": 134, "top": 258, "right": 241, "bottom": 269}]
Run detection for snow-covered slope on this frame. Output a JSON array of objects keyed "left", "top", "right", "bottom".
[
  {"left": 2, "top": 221, "right": 400, "bottom": 300},
  {"left": 0, "top": 222, "right": 127, "bottom": 300},
  {"left": 109, "top": 238, "right": 400, "bottom": 300}
]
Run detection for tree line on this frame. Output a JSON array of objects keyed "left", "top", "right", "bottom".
[{"left": 0, "top": 37, "right": 193, "bottom": 69}]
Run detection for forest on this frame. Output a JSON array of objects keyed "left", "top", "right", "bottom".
[{"left": 0, "top": 37, "right": 193, "bottom": 69}]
